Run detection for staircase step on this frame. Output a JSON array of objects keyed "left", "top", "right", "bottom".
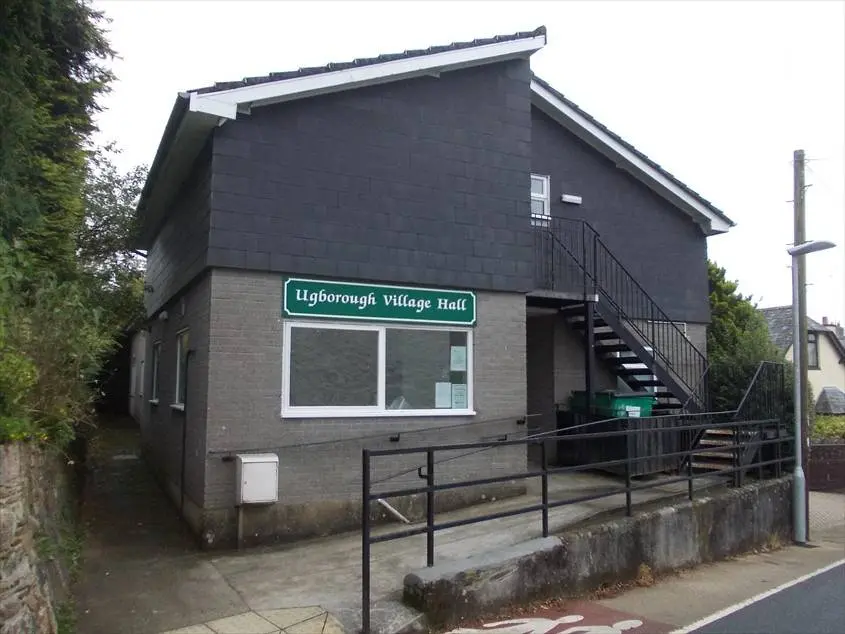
[
  {"left": 608, "top": 356, "right": 646, "bottom": 367},
  {"left": 569, "top": 318, "right": 609, "bottom": 330},
  {"left": 626, "top": 379, "right": 663, "bottom": 388},
  {"left": 691, "top": 460, "right": 733, "bottom": 472},
  {"left": 700, "top": 438, "right": 733, "bottom": 448},
  {"left": 616, "top": 367, "right": 656, "bottom": 377},
  {"left": 594, "top": 331, "right": 622, "bottom": 341},
  {"left": 695, "top": 450, "right": 734, "bottom": 460},
  {"left": 594, "top": 343, "right": 632, "bottom": 354},
  {"left": 559, "top": 304, "right": 587, "bottom": 317}
]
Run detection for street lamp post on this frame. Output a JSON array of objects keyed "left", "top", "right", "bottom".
[{"left": 787, "top": 239, "right": 836, "bottom": 544}]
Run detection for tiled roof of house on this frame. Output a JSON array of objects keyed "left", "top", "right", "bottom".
[
  {"left": 530, "top": 75, "right": 734, "bottom": 228},
  {"left": 189, "top": 26, "right": 547, "bottom": 94},
  {"left": 760, "top": 306, "right": 795, "bottom": 351},
  {"left": 816, "top": 386, "right": 845, "bottom": 415},
  {"left": 761, "top": 306, "right": 845, "bottom": 361}
]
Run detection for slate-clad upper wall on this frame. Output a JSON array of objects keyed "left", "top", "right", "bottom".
[
  {"left": 531, "top": 108, "right": 711, "bottom": 324},
  {"left": 207, "top": 59, "right": 535, "bottom": 293},
  {"left": 145, "top": 143, "right": 212, "bottom": 316}
]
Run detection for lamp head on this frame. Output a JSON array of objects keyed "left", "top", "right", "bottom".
[{"left": 788, "top": 240, "right": 836, "bottom": 257}]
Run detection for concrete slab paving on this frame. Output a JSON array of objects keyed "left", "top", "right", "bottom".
[
  {"left": 161, "top": 626, "right": 216, "bottom": 634},
  {"left": 77, "top": 554, "right": 249, "bottom": 634},
  {"left": 209, "top": 472, "right": 723, "bottom": 621},
  {"left": 205, "top": 611, "right": 280, "bottom": 634},
  {"left": 259, "top": 607, "right": 327, "bottom": 629},
  {"left": 286, "top": 612, "right": 345, "bottom": 634}
]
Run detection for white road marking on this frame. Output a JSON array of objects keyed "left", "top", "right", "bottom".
[{"left": 669, "top": 558, "right": 845, "bottom": 634}]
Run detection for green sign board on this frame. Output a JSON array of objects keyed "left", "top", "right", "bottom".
[{"left": 283, "top": 278, "right": 476, "bottom": 326}]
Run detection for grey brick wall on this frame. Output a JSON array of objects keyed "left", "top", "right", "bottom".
[
  {"left": 203, "top": 268, "right": 526, "bottom": 543},
  {"left": 144, "top": 144, "right": 212, "bottom": 316},
  {"left": 207, "top": 60, "right": 534, "bottom": 293},
  {"left": 140, "top": 272, "right": 211, "bottom": 509},
  {"left": 531, "top": 108, "right": 711, "bottom": 323}
]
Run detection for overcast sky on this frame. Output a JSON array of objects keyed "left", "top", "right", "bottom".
[{"left": 93, "top": 0, "right": 845, "bottom": 324}]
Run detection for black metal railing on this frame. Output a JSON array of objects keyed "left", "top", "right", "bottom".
[
  {"left": 682, "top": 361, "right": 788, "bottom": 473},
  {"left": 360, "top": 409, "right": 791, "bottom": 633},
  {"left": 533, "top": 217, "right": 709, "bottom": 411}
]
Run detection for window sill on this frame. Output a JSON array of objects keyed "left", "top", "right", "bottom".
[
  {"left": 149, "top": 399, "right": 159, "bottom": 406},
  {"left": 170, "top": 403, "right": 185, "bottom": 412},
  {"left": 281, "top": 408, "right": 476, "bottom": 420}
]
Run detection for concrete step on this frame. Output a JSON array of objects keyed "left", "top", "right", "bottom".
[
  {"left": 695, "top": 450, "right": 734, "bottom": 460},
  {"left": 691, "top": 460, "right": 733, "bottom": 472},
  {"left": 700, "top": 438, "right": 733, "bottom": 448}
]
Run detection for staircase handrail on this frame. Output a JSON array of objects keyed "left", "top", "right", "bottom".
[{"left": 547, "top": 217, "right": 709, "bottom": 410}]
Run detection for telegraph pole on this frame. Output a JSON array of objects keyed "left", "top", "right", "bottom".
[{"left": 793, "top": 149, "right": 810, "bottom": 541}]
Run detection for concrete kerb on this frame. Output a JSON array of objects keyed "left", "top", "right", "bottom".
[{"left": 402, "top": 477, "right": 793, "bottom": 629}]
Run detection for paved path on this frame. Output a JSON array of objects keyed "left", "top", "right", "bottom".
[
  {"left": 74, "top": 425, "right": 845, "bottom": 634},
  {"left": 76, "top": 427, "right": 724, "bottom": 634}
]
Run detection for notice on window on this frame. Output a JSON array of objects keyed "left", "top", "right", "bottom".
[
  {"left": 435, "top": 382, "right": 452, "bottom": 409},
  {"left": 451, "top": 384, "right": 468, "bottom": 409},
  {"left": 450, "top": 346, "right": 467, "bottom": 372}
]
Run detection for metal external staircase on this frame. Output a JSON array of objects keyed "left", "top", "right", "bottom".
[
  {"left": 534, "top": 217, "right": 710, "bottom": 416},
  {"left": 533, "top": 220, "right": 790, "bottom": 476},
  {"left": 562, "top": 307, "right": 687, "bottom": 415}
]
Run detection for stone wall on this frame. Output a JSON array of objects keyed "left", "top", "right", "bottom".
[
  {"left": 1, "top": 442, "right": 78, "bottom": 634},
  {"left": 405, "top": 477, "right": 792, "bottom": 628}
]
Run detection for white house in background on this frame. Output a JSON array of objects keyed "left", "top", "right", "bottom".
[{"left": 760, "top": 307, "right": 845, "bottom": 406}]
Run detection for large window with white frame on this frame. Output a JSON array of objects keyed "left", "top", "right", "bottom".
[
  {"left": 282, "top": 321, "right": 473, "bottom": 418},
  {"left": 530, "top": 174, "right": 551, "bottom": 226}
]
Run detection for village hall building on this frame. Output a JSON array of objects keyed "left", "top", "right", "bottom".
[{"left": 128, "top": 26, "right": 735, "bottom": 548}]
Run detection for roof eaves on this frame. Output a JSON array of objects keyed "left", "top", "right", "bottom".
[
  {"left": 530, "top": 73, "right": 736, "bottom": 233},
  {"left": 189, "top": 26, "right": 547, "bottom": 97},
  {"left": 133, "top": 94, "right": 191, "bottom": 248},
  {"left": 135, "top": 27, "right": 547, "bottom": 248}
]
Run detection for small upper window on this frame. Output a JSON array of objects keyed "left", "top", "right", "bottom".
[
  {"left": 530, "top": 174, "right": 550, "bottom": 226},
  {"left": 807, "top": 332, "right": 820, "bottom": 369}
]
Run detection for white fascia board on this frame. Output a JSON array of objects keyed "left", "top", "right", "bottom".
[
  {"left": 530, "top": 80, "right": 734, "bottom": 235},
  {"left": 188, "top": 34, "right": 546, "bottom": 118},
  {"left": 188, "top": 92, "right": 238, "bottom": 119}
]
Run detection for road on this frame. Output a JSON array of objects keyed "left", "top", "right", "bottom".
[{"left": 683, "top": 560, "right": 845, "bottom": 634}]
